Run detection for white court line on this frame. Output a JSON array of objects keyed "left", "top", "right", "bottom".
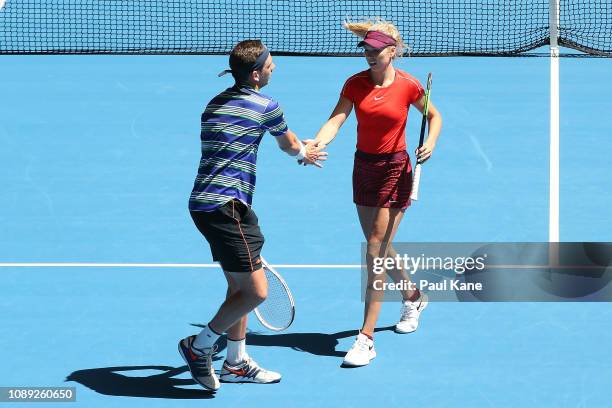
[
  {"left": 0, "top": 263, "right": 362, "bottom": 269},
  {"left": 0, "top": 263, "right": 602, "bottom": 270},
  {"left": 1, "top": 263, "right": 601, "bottom": 269}
]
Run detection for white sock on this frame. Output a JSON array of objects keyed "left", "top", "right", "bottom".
[
  {"left": 193, "top": 325, "right": 221, "bottom": 352},
  {"left": 226, "top": 338, "right": 246, "bottom": 365}
]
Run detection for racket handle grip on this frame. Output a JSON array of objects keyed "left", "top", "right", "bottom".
[{"left": 410, "top": 163, "right": 422, "bottom": 201}]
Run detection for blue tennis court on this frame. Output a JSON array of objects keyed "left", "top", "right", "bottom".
[{"left": 1, "top": 50, "right": 611, "bottom": 407}]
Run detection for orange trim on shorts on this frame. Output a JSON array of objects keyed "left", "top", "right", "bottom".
[{"left": 232, "top": 200, "right": 255, "bottom": 273}]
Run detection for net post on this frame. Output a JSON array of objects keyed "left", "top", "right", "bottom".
[
  {"left": 549, "top": 0, "right": 560, "bottom": 268},
  {"left": 549, "top": 0, "right": 560, "bottom": 49}
]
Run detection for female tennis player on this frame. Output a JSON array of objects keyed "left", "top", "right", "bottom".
[
  {"left": 179, "top": 39, "right": 326, "bottom": 391},
  {"left": 311, "top": 20, "right": 442, "bottom": 367}
]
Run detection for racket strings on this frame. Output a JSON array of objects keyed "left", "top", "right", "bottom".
[{"left": 256, "top": 267, "right": 293, "bottom": 329}]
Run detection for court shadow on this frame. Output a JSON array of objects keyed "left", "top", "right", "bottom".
[
  {"left": 193, "top": 324, "right": 395, "bottom": 358},
  {"left": 66, "top": 365, "right": 216, "bottom": 399},
  {"left": 67, "top": 326, "right": 396, "bottom": 397}
]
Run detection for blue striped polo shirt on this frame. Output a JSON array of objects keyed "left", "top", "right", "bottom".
[{"left": 189, "top": 86, "right": 289, "bottom": 212}]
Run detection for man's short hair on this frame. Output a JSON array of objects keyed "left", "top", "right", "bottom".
[{"left": 229, "top": 39, "right": 266, "bottom": 83}]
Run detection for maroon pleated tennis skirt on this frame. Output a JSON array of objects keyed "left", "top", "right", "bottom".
[{"left": 352, "top": 150, "right": 413, "bottom": 210}]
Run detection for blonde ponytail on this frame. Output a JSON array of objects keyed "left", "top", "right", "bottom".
[{"left": 343, "top": 18, "right": 406, "bottom": 57}]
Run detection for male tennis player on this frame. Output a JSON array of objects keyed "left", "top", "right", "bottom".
[
  {"left": 311, "top": 20, "right": 442, "bottom": 367},
  {"left": 179, "top": 39, "right": 326, "bottom": 391}
]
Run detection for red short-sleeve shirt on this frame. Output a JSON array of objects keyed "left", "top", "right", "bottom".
[{"left": 341, "top": 69, "right": 424, "bottom": 154}]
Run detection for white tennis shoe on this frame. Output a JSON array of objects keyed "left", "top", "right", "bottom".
[
  {"left": 342, "top": 333, "right": 376, "bottom": 367},
  {"left": 395, "top": 292, "right": 429, "bottom": 334},
  {"left": 219, "top": 355, "right": 281, "bottom": 384}
]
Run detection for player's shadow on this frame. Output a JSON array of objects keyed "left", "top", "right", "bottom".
[
  {"left": 194, "top": 324, "right": 395, "bottom": 358},
  {"left": 66, "top": 326, "right": 394, "bottom": 399},
  {"left": 66, "top": 363, "right": 219, "bottom": 399}
]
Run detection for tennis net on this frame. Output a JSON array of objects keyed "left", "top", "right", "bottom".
[{"left": 0, "top": 0, "right": 610, "bottom": 56}]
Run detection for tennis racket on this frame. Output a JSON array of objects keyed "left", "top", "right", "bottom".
[
  {"left": 253, "top": 256, "right": 295, "bottom": 331},
  {"left": 410, "top": 73, "right": 433, "bottom": 201}
]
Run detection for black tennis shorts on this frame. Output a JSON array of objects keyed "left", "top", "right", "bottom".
[{"left": 190, "top": 199, "right": 264, "bottom": 273}]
